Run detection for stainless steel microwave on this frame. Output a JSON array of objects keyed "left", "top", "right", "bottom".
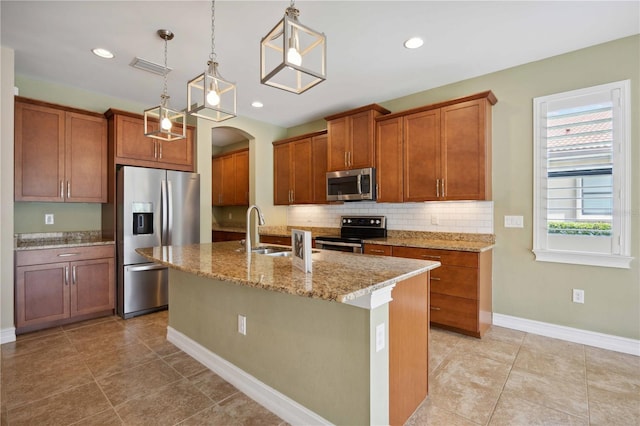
[{"left": 326, "top": 167, "right": 376, "bottom": 201}]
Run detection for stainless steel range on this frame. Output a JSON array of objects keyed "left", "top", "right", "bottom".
[{"left": 315, "top": 216, "right": 387, "bottom": 253}]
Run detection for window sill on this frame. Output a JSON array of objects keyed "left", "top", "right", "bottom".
[{"left": 533, "top": 249, "right": 633, "bottom": 269}]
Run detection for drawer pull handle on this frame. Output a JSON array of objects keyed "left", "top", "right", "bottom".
[
  {"left": 430, "top": 306, "right": 441, "bottom": 311},
  {"left": 64, "top": 266, "right": 69, "bottom": 285},
  {"left": 72, "top": 265, "right": 77, "bottom": 284},
  {"left": 430, "top": 277, "right": 441, "bottom": 281},
  {"left": 57, "top": 253, "right": 79, "bottom": 257},
  {"left": 421, "top": 255, "right": 441, "bottom": 260},
  {"left": 369, "top": 249, "right": 385, "bottom": 254}
]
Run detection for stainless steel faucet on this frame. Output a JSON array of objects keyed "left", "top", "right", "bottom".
[{"left": 245, "top": 204, "right": 266, "bottom": 252}]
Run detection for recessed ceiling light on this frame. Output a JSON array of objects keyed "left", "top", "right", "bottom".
[
  {"left": 403, "top": 37, "right": 424, "bottom": 49},
  {"left": 251, "top": 101, "right": 264, "bottom": 108},
  {"left": 91, "top": 47, "right": 115, "bottom": 59}
]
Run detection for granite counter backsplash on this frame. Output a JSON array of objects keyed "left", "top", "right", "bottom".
[{"left": 15, "top": 231, "right": 114, "bottom": 251}]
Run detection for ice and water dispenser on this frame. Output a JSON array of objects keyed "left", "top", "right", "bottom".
[{"left": 132, "top": 202, "right": 153, "bottom": 235}]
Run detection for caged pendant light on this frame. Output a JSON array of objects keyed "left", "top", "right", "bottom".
[
  {"left": 187, "top": 0, "right": 236, "bottom": 122},
  {"left": 144, "top": 29, "right": 186, "bottom": 141},
  {"left": 260, "top": 0, "right": 326, "bottom": 94}
]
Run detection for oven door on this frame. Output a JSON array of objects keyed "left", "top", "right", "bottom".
[{"left": 315, "top": 240, "right": 363, "bottom": 253}]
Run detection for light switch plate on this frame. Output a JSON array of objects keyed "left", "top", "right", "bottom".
[
  {"left": 45, "top": 214, "right": 54, "bottom": 225},
  {"left": 504, "top": 215, "right": 524, "bottom": 228}
]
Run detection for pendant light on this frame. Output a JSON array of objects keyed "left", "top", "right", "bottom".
[
  {"left": 260, "top": 0, "right": 326, "bottom": 94},
  {"left": 187, "top": 0, "right": 236, "bottom": 122},
  {"left": 144, "top": 29, "right": 186, "bottom": 141}
]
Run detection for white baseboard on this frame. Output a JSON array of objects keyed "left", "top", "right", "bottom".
[
  {"left": 493, "top": 313, "right": 640, "bottom": 356},
  {"left": 1, "top": 327, "right": 16, "bottom": 344},
  {"left": 167, "top": 327, "right": 332, "bottom": 426}
]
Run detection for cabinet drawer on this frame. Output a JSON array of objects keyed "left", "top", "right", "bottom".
[
  {"left": 363, "top": 244, "right": 392, "bottom": 256},
  {"left": 430, "top": 293, "right": 477, "bottom": 332},
  {"left": 431, "top": 265, "right": 478, "bottom": 300},
  {"left": 16, "top": 245, "right": 115, "bottom": 266},
  {"left": 260, "top": 235, "right": 291, "bottom": 246},
  {"left": 392, "top": 246, "right": 478, "bottom": 268}
]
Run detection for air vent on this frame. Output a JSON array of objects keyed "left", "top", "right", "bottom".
[{"left": 130, "top": 57, "right": 172, "bottom": 75}]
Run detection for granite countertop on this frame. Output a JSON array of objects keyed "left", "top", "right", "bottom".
[
  {"left": 136, "top": 241, "right": 439, "bottom": 304},
  {"left": 364, "top": 237, "right": 494, "bottom": 252},
  {"left": 15, "top": 231, "right": 114, "bottom": 251}
]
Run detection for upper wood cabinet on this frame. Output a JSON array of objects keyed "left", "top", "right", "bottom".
[
  {"left": 15, "top": 97, "right": 108, "bottom": 203},
  {"left": 376, "top": 91, "right": 496, "bottom": 202},
  {"left": 273, "top": 131, "right": 328, "bottom": 205},
  {"left": 104, "top": 109, "right": 195, "bottom": 172},
  {"left": 325, "top": 104, "right": 390, "bottom": 171},
  {"left": 212, "top": 148, "right": 249, "bottom": 206}
]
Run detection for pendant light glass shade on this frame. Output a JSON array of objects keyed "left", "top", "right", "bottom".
[
  {"left": 260, "top": 2, "right": 326, "bottom": 94},
  {"left": 187, "top": 61, "right": 236, "bottom": 122},
  {"left": 187, "top": 0, "right": 236, "bottom": 122},
  {"left": 144, "top": 29, "right": 186, "bottom": 141}
]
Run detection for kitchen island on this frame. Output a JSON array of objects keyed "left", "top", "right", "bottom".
[{"left": 137, "top": 241, "right": 440, "bottom": 425}]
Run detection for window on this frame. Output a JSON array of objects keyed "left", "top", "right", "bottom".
[{"left": 533, "top": 80, "right": 632, "bottom": 268}]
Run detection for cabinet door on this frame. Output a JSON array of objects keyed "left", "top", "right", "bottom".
[
  {"left": 291, "top": 138, "right": 313, "bottom": 204},
  {"left": 221, "top": 154, "right": 236, "bottom": 206},
  {"left": 273, "top": 143, "right": 292, "bottom": 205},
  {"left": 65, "top": 112, "right": 108, "bottom": 202},
  {"left": 15, "top": 262, "right": 70, "bottom": 328},
  {"left": 212, "top": 156, "right": 223, "bottom": 206},
  {"left": 158, "top": 127, "right": 194, "bottom": 170},
  {"left": 441, "top": 99, "right": 488, "bottom": 200},
  {"left": 326, "top": 116, "right": 349, "bottom": 171},
  {"left": 375, "top": 117, "right": 403, "bottom": 202},
  {"left": 115, "top": 115, "right": 157, "bottom": 163},
  {"left": 234, "top": 149, "right": 249, "bottom": 206},
  {"left": 70, "top": 258, "right": 115, "bottom": 316},
  {"left": 349, "top": 110, "right": 375, "bottom": 169},
  {"left": 404, "top": 109, "right": 441, "bottom": 201},
  {"left": 311, "top": 134, "right": 328, "bottom": 204},
  {"left": 14, "top": 101, "right": 65, "bottom": 201}
]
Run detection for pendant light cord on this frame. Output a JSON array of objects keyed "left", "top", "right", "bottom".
[
  {"left": 162, "top": 35, "right": 169, "bottom": 105},
  {"left": 209, "top": 0, "right": 217, "bottom": 63}
]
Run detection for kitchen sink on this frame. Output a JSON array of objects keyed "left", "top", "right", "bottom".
[{"left": 251, "top": 245, "right": 291, "bottom": 255}]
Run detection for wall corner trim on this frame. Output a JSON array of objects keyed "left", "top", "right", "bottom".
[
  {"left": 1, "top": 327, "right": 16, "bottom": 344},
  {"left": 167, "top": 326, "right": 334, "bottom": 426},
  {"left": 493, "top": 313, "right": 640, "bottom": 356}
]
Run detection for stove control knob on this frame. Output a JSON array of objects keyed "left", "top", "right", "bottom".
[
  {"left": 376, "top": 220, "right": 381, "bottom": 224},
  {"left": 370, "top": 219, "right": 375, "bottom": 224},
  {"left": 347, "top": 219, "right": 352, "bottom": 223}
]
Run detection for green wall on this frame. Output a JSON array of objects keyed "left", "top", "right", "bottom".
[
  {"left": 169, "top": 269, "right": 388, "bottom": 425},
  {"left": 377, "top": 35, "right": 640, "bottom": 339}
]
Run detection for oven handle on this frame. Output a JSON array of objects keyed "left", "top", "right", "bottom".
[{"left": 316, "top": 240, "right": 362, "bottom": 248}]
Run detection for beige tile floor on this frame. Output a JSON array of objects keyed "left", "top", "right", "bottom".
[{"left": 1, "top": 311, "right": 638, "bottom": 425}]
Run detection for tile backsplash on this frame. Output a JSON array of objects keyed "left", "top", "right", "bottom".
[{"left": 287, "top": 201, "right": 494, "bottom": 234}]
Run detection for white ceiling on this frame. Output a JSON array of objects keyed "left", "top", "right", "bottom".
[{"left": 2, "top": 1, "right": 639, "bottom": 135}]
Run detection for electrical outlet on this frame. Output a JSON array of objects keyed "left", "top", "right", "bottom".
[
  {"left": 431, "top": 215, "right": 439, "bottom": 225},
  {"left": 572, "top": 289, "right": 585, "bottom": 304},
  {"left": 45, "top": 214, "right": 54, "bottom": 225},
  {"left": 228, "top": 213, "right": 233, "bottom": 220},
  {"left": 238, "top": 314, "right": 246, "bottom": 335},
  {"left": 375, "top": 323, "right": 385, "bottom": 352}
]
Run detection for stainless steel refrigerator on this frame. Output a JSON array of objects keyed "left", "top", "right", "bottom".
[{"left": 116, "top": 166, "right": 200, "bottom": 319}]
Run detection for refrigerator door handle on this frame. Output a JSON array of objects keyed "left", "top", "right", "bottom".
[
  {"left": 167, "top": 180, "right": 173, "bottom": 245},
  {"left": 161, "top": 180, "right": 168, "bottom": 245}
]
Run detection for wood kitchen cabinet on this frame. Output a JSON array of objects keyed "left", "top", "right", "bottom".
[
  {"left": 392, "top": 245, "right": 492, "bottom": 338},
  {"left": 14, "top": 245, "right": 115, "bottom": 334},
  {"left": 325, "top": 104, "right": 390, "bottom": 171},
  {"left": 15, "top": 97, "right": 108, "bottom": 202},
  {"left": 375, "top": 91, "right": 496, "bottom": 202},
  {"left": 273, "top": 131, "right": 327, "bottom": 205},
  {"left": 105, "top": 109, "right": 195, "bottom": 172},
  {"left": 212, "top": 148, "right": 249, "bottom": 206}
]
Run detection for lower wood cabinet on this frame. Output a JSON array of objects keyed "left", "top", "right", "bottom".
[
  {"left": 15, "top": 245, "right": 115, "bottom": 334},
  {"left": 365, "top": 243, "right": 492, "bottom": 337},
  {"left": 259, "top": 235, "right": 292, "bottom": 246},
  {"left": 212, "top": 230, "right": 245, "bottom": 242}
]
